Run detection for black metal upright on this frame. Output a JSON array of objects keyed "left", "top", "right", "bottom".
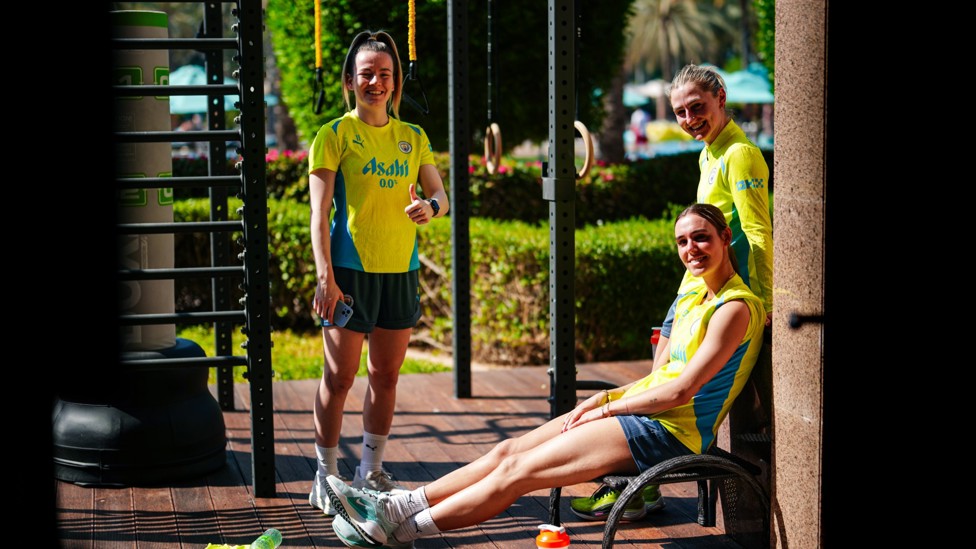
[
  {"left": 201, "top": 1, "right": 236, "bottom": 412},
  {"left": 544, "top": 0, "right": 578, "bottom": 419},
  {"left": 448, "top": 0, "right": 472, "bottom": 398},
  {"left": 234, "top": 0, "right": 275, "bottom": 498}
]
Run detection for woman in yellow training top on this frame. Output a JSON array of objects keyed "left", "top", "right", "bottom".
[
  {"left": 324, "top": 203, "right": 766, "bottom": 548},
  {"left": 306, "top": 30, "right": 449, "bottom": 517}
]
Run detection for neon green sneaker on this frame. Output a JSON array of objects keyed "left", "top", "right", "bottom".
[
  {"left": 642, "top": 484, "right": 666, "bottom": 513},
  {"left": 570, "top": 484, "right": 646, "bottom": 522}
]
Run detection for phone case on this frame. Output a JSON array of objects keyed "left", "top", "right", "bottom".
[{"left": 321, "top": 299, "right": 353, "bottom": 328}]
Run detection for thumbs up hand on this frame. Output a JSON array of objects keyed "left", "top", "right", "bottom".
[{"left": 404, "top": 183, "right": 432, "bottom": 225}]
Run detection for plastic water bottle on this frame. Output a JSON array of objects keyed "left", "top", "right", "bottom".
[
  {"left": 250, "top": 528, "right": 282, "bottom": 549},
  {"left": 536, "top": 524, "right": 569, "bottom": 548}
]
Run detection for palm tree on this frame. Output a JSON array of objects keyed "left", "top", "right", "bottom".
[{"left": 624, "top": 0, "right": 737, "bottom": 118}]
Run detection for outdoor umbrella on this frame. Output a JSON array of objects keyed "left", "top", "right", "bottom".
[
  {"left": 710, "top": 63, "right": 774, "bottom": 104},
  {"left": 167, "top": 64, "right": 240, "bottom": 114}
]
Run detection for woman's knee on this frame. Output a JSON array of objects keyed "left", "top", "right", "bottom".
[{"left": 323, "top": 369, "right": 357, "bottom": 394}]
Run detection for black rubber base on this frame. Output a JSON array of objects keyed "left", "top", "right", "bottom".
[{"left": 52, "top": 338, "right": 227, "bottom": 486}]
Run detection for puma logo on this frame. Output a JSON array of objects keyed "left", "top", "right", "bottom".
[
  {"left": 353, "top": 133, "right": 364, "bottom": 148},
  {"left": 365, "top": 444, "right": 377, "bottom": 451}
]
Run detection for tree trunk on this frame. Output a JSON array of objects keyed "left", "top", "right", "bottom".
[
  {"left": 598, "top": 68, "right": 627, "bottom": 163},
  {"left": 274, "top": 103, "right": 300, "bottom": 152}
]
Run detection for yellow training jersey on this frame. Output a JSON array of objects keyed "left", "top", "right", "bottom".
[
  {"left": 677, "top": 120, "right": 773, "bottom": 313},
  {"left": 622, "top": 274, "right": 765, "bottom": 453},
  {"left": 308, "top": 112, "right": 436, "bottom": 273}
]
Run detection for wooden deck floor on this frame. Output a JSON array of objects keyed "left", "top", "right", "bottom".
[{"left": 55, "top": 361, "right": 744, "bottom": 548}]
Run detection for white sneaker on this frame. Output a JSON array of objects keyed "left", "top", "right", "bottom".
[
  {"left": 310, "top": 469, "right": 349, "bottom": 515},
  {"left": 352, "top": 466, "right": 409, "bottom": 494},
  {"left": 325, "top": 474, "right": 400, "bottom": 546}
]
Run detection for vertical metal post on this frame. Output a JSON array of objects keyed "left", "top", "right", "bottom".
[
  {"left": 544, "top": 0, "right": 577, "bottom": 419},
  {"left": 235, "top": 0, "right": 275, "bottom": 498},
  {"left": 203, "top": 0, "right": 236, "bottom": 412},
  {"left": 448, "top": 0, "right": 472, "bottom": 398}
]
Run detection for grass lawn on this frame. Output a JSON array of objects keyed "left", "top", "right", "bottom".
[{"left": 176, "top": 326, "right": 452, "bottom": 384}]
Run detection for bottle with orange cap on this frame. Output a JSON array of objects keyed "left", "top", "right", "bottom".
[{"left": 536, "top": 523, "right": 570, "bottom": 548}]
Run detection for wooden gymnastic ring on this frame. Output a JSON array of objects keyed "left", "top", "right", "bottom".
[
  {"left": 484, "top": 122, "right": 502, "bottom": 175},
  {"left": 574, "top": 120, "right": 594, "bottom": 178}
]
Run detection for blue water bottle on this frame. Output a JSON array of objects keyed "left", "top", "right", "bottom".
[{"left": 250, "top": 528, "right": 282, "bottom": 549}]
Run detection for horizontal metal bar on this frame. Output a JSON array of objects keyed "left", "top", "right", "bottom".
[
  {"left": 115, "top": 84, "right": 239, "bottom": 97},
  {"left": 119, "top": 311, "right": 246, "bottom": 326},
  {"left": 119, "top": 266, "right": 244, "bottom": 280},
  {"left": 117, "top": 176, "right": 241, "bottom": 189},
  {"left": 118, "top": 221, "right": 242, "bottom": 235},
  {"left": 121, "top": 355, "right": 249, "bottom": 371},
  {"left": 117, "top": 130, "right": 240, "bottom": 143},
  {"left": 111, "top": 38, "right": 238, "bottom": 51}
]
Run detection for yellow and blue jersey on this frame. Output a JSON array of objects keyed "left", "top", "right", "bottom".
[
  {"left": 678, "top": 120, "right": 773, "bottom": 313},
  {"left": 308, "top": 112, "right": 435, "bottom": 273},
  {"left": 622, "top": 275, "right": 765, "bottom": 454}
]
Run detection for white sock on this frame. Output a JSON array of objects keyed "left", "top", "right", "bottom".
[
  {"left": 385, "top": 487, "right": 430, "bottom": 523},
  {"left": 360, "top": 431, "right": 388, "bottom": 474},
  {"left": 394, "top": 508, "right": 440, "bottom": 543},
  {"left": 315, "top": 444, "right": 339, "bottom": 477}
]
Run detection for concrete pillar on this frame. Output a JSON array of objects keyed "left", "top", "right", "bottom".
[{"left": 771, "top": 1, "right": 828, "bottom": 547}]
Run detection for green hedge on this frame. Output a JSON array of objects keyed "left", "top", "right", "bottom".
[
  {"left": 174, "top": 199, "right": 684, "bottom": 365},
  {"left": 172, "top": 149, "right": 774, "bottom": 364},
  {"left": 178, "top": 148, "right": 773, "bottom": 226}
]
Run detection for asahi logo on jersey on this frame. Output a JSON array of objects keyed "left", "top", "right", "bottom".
[
  {"left": 362, "top": 157, "right": 410, "bottom": 177},
  {"left": 398, "top": 141, "right": 412, "bottom": 154}
]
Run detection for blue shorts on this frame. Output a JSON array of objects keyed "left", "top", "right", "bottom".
[
  {"left": 616, "top": 415, "right": 694, "bottom": 473},
  {"left": 332, "top": 267, "right": 421, "bottom": 333}
]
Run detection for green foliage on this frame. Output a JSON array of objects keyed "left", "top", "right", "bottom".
[
  {"left": 414, "top": 216, "right": 685, "bottom": 365},
  {"left": 172, "top": 150, "right": 773, "bottom": 365},
  {"left": 266, "top": 149, "right": 310, "bottom": 200},
  {"left": 753, "top": 0, "right": 775, "bottom": 87},
  {"left": 176, "top": 325, "right": 450, "bottom": 383},
  {"left": 266, "top": 0, "right": 636, "bottom": 152}
]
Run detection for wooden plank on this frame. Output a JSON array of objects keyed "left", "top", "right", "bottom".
[
  {"left": 55, "top": 369, "right": 746, "bottom": 548},
  {"left": 169, "top": 478, "right": 221, "bottom": 547},
  {"left": 132, "top": 485, "right": 178, "bottom": 549},
  {"left": 91, "top": 486, "right": 135, "bottom": 548},
  {"left": 55, "top": 480, "right": 95, "bottom": 549}
]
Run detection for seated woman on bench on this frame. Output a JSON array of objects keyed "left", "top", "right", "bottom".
[{"left": 324, "top": 202, "right": 768, "bottom": 548}]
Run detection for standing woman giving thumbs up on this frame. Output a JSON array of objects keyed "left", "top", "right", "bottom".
[{"left": 306, "top": 30, "right": 449, "bottom": 515}]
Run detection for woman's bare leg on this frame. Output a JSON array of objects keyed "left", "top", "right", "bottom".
[
  {"left": 424, "top": 416, "right": 637, "bottom": 530},
  {"left": 313, "top": 327, "right": 366, "bottom": 447}
]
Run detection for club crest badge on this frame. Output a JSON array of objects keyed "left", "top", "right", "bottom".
[{"left": 398, "top": 141, "right": 412, "bottom": 154}]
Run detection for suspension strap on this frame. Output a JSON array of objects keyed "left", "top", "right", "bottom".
[
  {"left": 313, "top": 0, "right": 325, "bottom": 114},
  {"left": 403, "top": 0, "right": 430, "bottom": 115},
  {"left": 484, "top": 0, "right": 502, "bottom": 174}
]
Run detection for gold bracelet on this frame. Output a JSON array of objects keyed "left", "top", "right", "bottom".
[
  {"left": 601, "top": 389, "right": 610, "bottom": 404},
  {"left": 603, "top": 403, "right": 612, "bottom": 418}
]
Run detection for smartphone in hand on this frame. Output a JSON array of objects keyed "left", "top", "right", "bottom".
[{"left": 320, "top": 296, "right": 354, "bottom": 328}]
